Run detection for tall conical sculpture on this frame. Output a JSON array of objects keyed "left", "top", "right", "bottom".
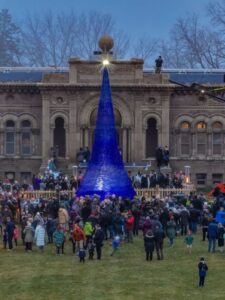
[{"left": 77, "top": 67, "right": 135, "bottom": 200}]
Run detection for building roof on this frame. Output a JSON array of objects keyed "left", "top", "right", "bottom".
[
  {"left": 0, "top": 67, "right": 67, "bottom": 83},
  {"left": 0, "top": 67, "right": 225, "bottom": 84}
]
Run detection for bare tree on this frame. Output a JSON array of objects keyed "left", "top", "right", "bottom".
[
  {"left": 0, "top": 9, "right": 21, "bottom": 66},
  {"left": 207, "top": 0, "right": 225, "bottom": 29},
  {"left": 20, "top": 10, "right": 130, "bottom": 66},
  {"left": 132, "top": 36, "right": 159, "bottom": 66},
  {"left": 20, "top": 11, "right": 78, "bottom": 66},
  {"left": 159, "top": 14, "right": 225, "bottom": 69}
]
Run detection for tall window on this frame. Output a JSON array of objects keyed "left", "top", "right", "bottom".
[
  {"left": 196, "top": 173, "right": 207, "bottom": 186},
  {"left": 196, "top": 122, "right": 207, "bottom": 155},
  {"left": 212, "top": 174, "right": 223, "bottom": 184},
  {"left": 180, "top": 121, "right": 190, "bottom": 129},
  {"left": 21, "top": 120, "right": 31, "bottom": 155},
  {"left": 180, "top": 121, "right": 190, "bottom": 156},
  {"left": 212, "top": 133, "right": 222, "bottom": 155},
  {"left": 146, "top": 118, "right": 158, "bottom": 157},
  {"left": 181, "top": 133, "right": 190, "bottom": 155},
  {"left": 212, "top": 121, "right": 222, "bottom": 155},
  {"left": 5, "top": 120, "right": 15, "bottom": 155},
  {"left": 54, "top": 117, "right": 65, "bottom": 157}
]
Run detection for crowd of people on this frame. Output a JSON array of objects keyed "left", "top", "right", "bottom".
[
  {"left": 1, "top": 173, "right": 225, "bottom": 287},
  {"left": 130, "top": 170, "right": 184, "bottom": 188}
]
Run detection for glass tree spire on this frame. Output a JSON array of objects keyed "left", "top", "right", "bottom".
[{"left": 76, "top": 67, "right": 135, "bottom": 200}]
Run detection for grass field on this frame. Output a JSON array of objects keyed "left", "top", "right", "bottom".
[{"left": 0, "top": 232, "right": 224, "bottom": 300}]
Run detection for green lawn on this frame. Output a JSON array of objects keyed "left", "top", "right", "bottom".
[{"left": 0, "top": 233, "right": 224, "bottom": 300}]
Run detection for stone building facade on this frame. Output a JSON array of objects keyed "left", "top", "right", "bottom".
[{"left": 0, "top": 57, "right": 225, "bottom": 188}]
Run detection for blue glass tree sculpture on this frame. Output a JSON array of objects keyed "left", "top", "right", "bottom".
[{"left": 76, "top": 67, "right": 135, "bottom": 200}]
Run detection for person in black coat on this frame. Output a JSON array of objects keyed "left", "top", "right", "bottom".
[
  {"left": 154, "top": 225, "right": 165, "bottom": 260},
  {"left": 179, "top": 206, "right": 190, "bottom": 236},
  {"left": 6, "top": 216, "right": 15, "bottom": 250},
  {"left": 155, "top": 147, "right": 164, "bottom": 168},
  {"left": 198, "top": 257, "right": 208, "bottom": 287},
  {"left": 93, "top": 224, "right": 104, "bottom": 260},
  {"left": 201, "top": 213, "right": 209, "bottom": 241},
  {"left": 144, "top": 230, "right": 155, "bottom": 261}
]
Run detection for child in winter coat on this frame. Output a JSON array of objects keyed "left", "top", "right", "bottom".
[
  {"left": 53, "top": 225, "right": 65, "bottom": 255},
  {"left": 35, "top": 222, "right": 46, "bottom": 252},
  {"left": 13, "top": 225, "right": 20, "bottom": 246},
  {"left": 87, "top": 237, "right": 95, "bottom": 259},
  {"left": 24, "top": 221, "right": 34, "bottom": 252},
  {"left": 78, "top": 248, "right": 86, "bottom": 263},
  {"left": 184, "top": 230, "right": 194, "bottom": 254},
  {"left": 110, "top": 235, "right": 121, "bottom": 256},
  {"left": 198, "top": 257, "right": 208, "bottom": 287}
]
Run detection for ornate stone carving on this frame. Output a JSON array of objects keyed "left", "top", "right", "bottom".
[{"left": 51, "top": 96, "right": 68, "bottom": 105}]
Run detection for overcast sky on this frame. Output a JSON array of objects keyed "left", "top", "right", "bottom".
[{"left": 1, "top": 0, "right": 210, "bottom": 40}]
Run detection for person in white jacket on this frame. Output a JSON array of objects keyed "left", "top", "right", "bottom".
[{"left": 35, "top": 222, "right": 46, "bottom": 252}]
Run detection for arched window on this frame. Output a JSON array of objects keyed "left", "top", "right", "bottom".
[
  {"left": 180, "top": 121, "right": 190, "bottom": 129},
  {"left": 212, "top": 121, "right": 223, "bottom": 155},
  {"left": 5, "top": 120, "right": 15, "bottom": 155},
  {"left": 146, "top": 118, "right": 158, "bottom": 157},
  {"left": 53, "top": 117, "right": 66, "bottom": 157},
  {"left": 196, "top": 121, "right": 206, "bottom": 129},
  {"left": 212, "top": 121, "right": 222, "bottom": 129},
  {"left": 196, "top": 121, "right": 207, "bottom": 155},
  {"left": 21, "top": 120, "right": 31, "bottom": 155},
  {"left": 180, "top": 121, "right": 190, "bottom": 155}
]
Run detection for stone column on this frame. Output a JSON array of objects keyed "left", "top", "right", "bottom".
[
  {"left": 127, "top": 127, "right": 132, "bottom": 162},
  {"left": 133, "top": 100, "right": 143, "bottom": 161},
  {"left": 122, "top": 127, "right": 127, "bottom": 162},
  {"left": 191, "top": 129, "right": 196, "bottom": 157},
  {"left": 0, "top": 129, "right": 3, "bottom": 156},
  {"left": 157, "top": 124, "right": 162, "bottom": 147},
  {"left": 64, "top": 124, "right": 69, "bottom": 159},
  {"left": 15, "top": 129, "right": 20, "bottom": 157},
  {"left": 142, "top": 125, "right": 147, "bottom": 159},
  {"left": 161, "top": 93, "right": 170, "bottom": 147},
  {"left": 207, "top": 129, "right": 212, "bottom": 157},
  {"left": 41, "top": 92, "right": 50, "bottom": 168},
  {"left": 68, "top": 92, "right": 77, "bottom": 162},
  {"left": 84, "top": 127, "right": 89, "bottom": 147}
]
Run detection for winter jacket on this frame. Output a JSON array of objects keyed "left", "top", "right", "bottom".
[
  {"left": 73, "top": 224, "right": 86, "bottom": 242},
  {"left": 6, "top": 221, "right": 15, "bottom": 237},
  {"left": 94, "top": 228, "right": 104, "bottom": 246},
  {"left": 24, "top": 225, "right": 34, "bottom": 243},
  {"left": 143, "top": 219, "right": 152, "bottom": 235},
  {"left": 180, "top": 209, "right": 189, "bottom": 225},
  {"left": 35, "top": 225, "right": 46, "bottom": 247},
  {"left": 166, "top": 220, "right": 176, "bottom": 239},
  {"left": 58, "top": 208, "right": 69, "bottom": 225},
  {"left": 125, "top": 216, "right": 134, "bottom": 231},
  {"left": 84, "top": 222, "right": 93, "bottom": 236},
  {"left": 53, "top": 230, "right": 65, "bottom": 247},
  {"left": 208, "top": 222, "right": 218, "bottom": 239},
  {"left": 144, "top": 232, "right": 155, "bottom": 252}
]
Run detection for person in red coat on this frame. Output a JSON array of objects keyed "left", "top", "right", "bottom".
[
  {"left": 125, "top": 211, "right": 134, "bottom": 243},
  {"left": 72, "top": 222, "right": 86, "bottom": 251}
]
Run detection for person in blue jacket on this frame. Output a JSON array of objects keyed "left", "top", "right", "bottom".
[{"left": 207, "top": 219, "right": 218, "bottom": 253}]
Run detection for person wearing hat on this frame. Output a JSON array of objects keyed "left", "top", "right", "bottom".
[
  {"left": 198, "top": 257, "right": 208, "bottom": 287},
  {"left": 144, "top": 230, "right": 155, "bottom": 261}
]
